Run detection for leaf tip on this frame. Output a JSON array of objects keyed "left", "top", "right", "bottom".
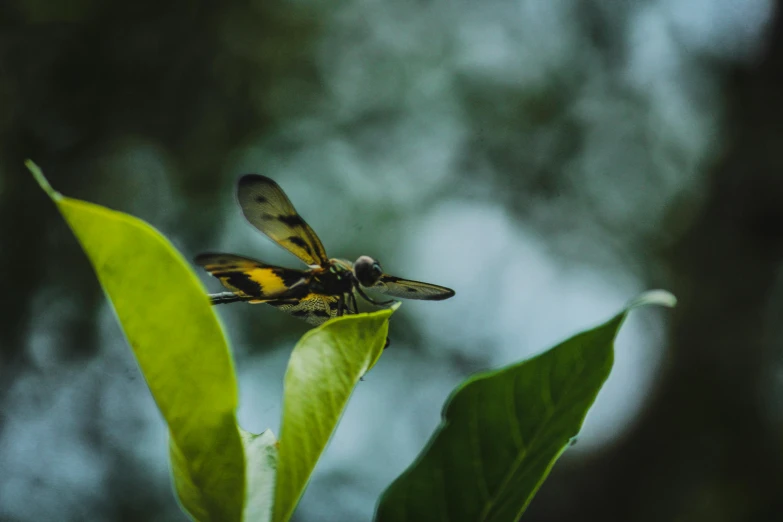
[
  {"left": 627, "top": 289, "right": 677, "bottom": 310},
  {"left": 25, "top": 160, "right": 61, "bottom": 200}
]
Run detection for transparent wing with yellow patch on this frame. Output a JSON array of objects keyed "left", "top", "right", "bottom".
[
  {"left": 371, "top": 275, "right": 455, "bottom": 301},
  {"left": 195, "top": 253, "right": 310, "bottom": 302},
  {"left": 236, "top": 174, "right": 329, "bottom": 267},
  {"left": 267, "top": 293, "right": 342, "bottom": 325}
]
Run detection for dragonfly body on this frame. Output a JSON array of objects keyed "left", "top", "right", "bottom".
[{"left": 196, "top": 175, "right": 454, "bottom": 326}]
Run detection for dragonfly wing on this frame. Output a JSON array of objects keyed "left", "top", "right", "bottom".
[
  {"left": 371, "top": 274, "right": 455, "bottom": 301},
  {"left": 267, "top": 293, "right": 342, "bottom": 325},
  {"left": 236, "top": 175, "right": 329, "bottom": 267},
  {"left": 195, "top": 253, "right": 310, "bottom": 301}
]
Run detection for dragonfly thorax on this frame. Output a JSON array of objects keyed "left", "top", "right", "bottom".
[
  {"left": 353, "top": 255, "right": 383, "bottom": 287},
  {"left": 308, "top": 259, "right": 352, "bottom": 296}
]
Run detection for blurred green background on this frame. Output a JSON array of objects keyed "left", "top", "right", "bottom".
[{"left": 2, "top": 1, "right": 783, "bottom": 521}]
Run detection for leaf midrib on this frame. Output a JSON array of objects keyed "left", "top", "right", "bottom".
[{"left": 477, "top": 352, "right": 593, "bottom": 521}]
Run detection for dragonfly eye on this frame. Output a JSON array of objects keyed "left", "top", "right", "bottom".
[{"left": 354, "top": 255, "right": 382, "bottom": 286}]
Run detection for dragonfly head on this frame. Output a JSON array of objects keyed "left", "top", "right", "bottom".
[{"left": 353, "top": 255, "right": 383, "bottom": 287}]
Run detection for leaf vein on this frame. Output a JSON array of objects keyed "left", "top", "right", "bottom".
[{"left": 480, "top": 355, "right": 592, "bottom": 521}]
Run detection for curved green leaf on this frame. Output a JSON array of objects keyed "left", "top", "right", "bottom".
[
  {"left": 241, "top": 429, "right": 278, "bottom": 521},
  {"left": 375, "top": 290, "right": 676, "bottom": 522},
  {"left": 273, "top": 304, "right": 399, "bottom": 522},
  {"left": 28, "top": 161, "right": 245, "bottom": 521}
]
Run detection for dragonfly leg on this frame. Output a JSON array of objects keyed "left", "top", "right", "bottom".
[{"left": 355, "top": 286, "right": 395, "bottom": 306}]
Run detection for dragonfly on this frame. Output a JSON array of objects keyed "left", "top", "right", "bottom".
[{"left": 195, "top": 175, "right": 455, "bottom": 329}]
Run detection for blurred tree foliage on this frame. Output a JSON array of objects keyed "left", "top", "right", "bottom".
[{"left": 0, "top": 0, "right": 321, "bottom": 361}]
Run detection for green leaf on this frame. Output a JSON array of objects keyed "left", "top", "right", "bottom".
[
  {"left": 28, "top": 161, "right": 246, "bottom": 521},
  {"left": 273, "top": 303, "right": 399, "bottom": 522},
  {"left": 241, "top": 429, "right": 279, "bottom": 522},
  {"left": 375, "top": 290, "right": 676, "bottom": 522}
]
